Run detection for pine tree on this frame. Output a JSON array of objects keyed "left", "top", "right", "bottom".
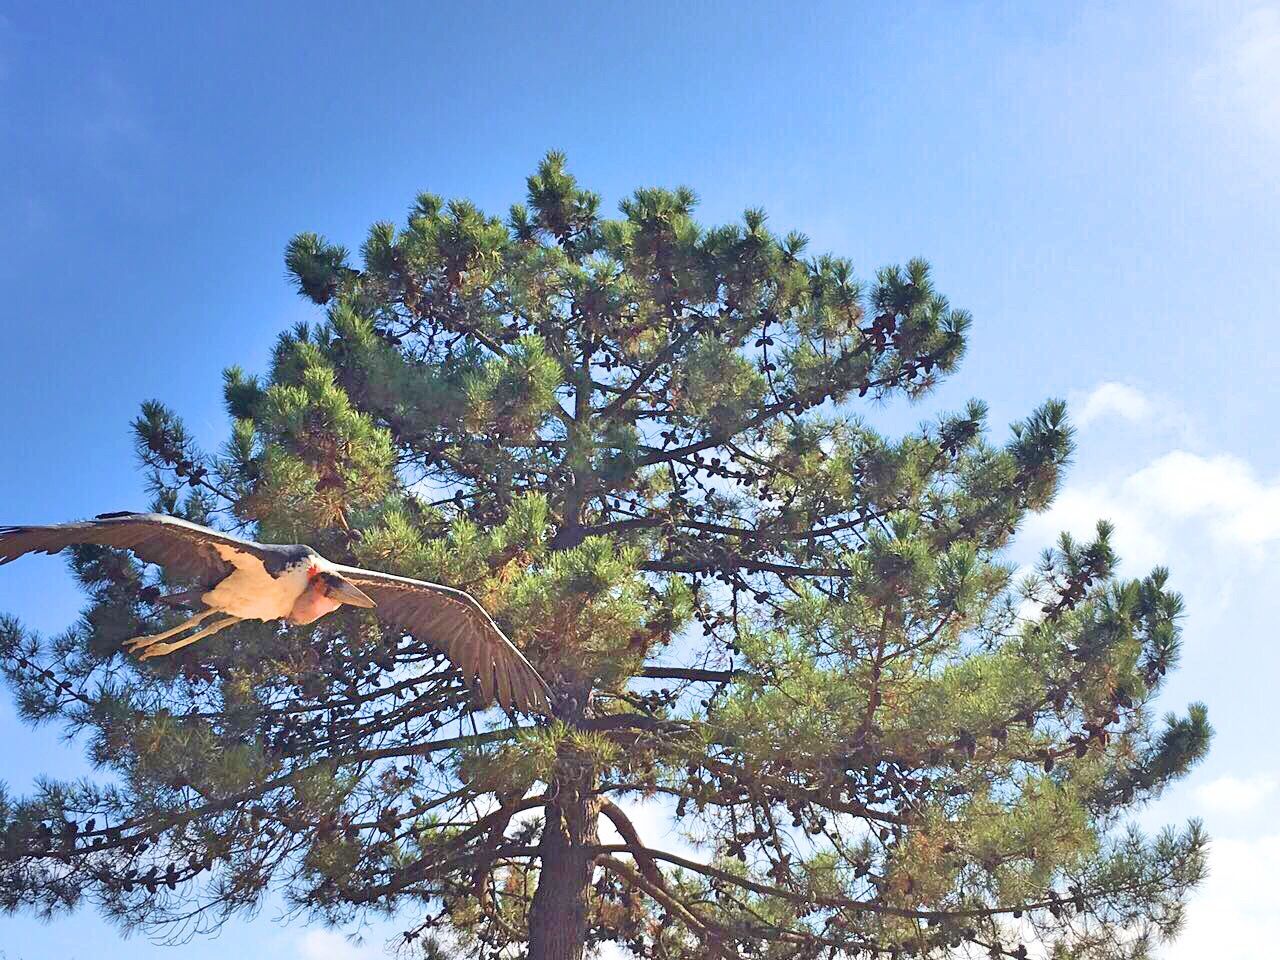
[{"left": 1, "top": 153, "right": 1210, "bottom": 960}]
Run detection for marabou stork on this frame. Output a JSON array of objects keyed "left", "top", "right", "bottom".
[{"left": 0, "top": 512, "right": 550, "bottom": 713}]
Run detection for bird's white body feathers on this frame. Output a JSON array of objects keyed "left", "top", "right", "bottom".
[{"left": 202, "top": 546, "right": 320, "bottom": 621}]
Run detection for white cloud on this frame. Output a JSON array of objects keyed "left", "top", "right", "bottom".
[
  {"left": 1021, "top": 447, "right": 1280, "bottom": 577},
  {"left": 1019, "top": 481, "right": 1170, "bottom": 574},
  {"left": 1074, "top": 382, "right": 1155, "bottom": 429},
  {"left": 296, "top": 929, "right": 388, "bottom": 960},
  {"left": 1040, "top": 387, "right": 1280, "bottom": 954},
  {"left": 1192, "top": 3, "right": 1280, "bottom": 139},
  {"left": 1193, "top": 774, "right": 1277, "bottom": 815},
  {"left": 1161, "top": 834, "right": 1280, "bottom": 959},
  {"left": 1069, "top": 382, "right": 1197, "bottom": 442},
  {"left": 1125, "top": 451, "right": 1280, "bottom": 548}
]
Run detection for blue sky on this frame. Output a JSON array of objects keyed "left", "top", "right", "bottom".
[{"left": 1, "top": 1, "right": 1278, "bottom": 956}]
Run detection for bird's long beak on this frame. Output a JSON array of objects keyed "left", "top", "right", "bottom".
[{"left": 328, "top": 578, "right": 377, "bottom": 609}]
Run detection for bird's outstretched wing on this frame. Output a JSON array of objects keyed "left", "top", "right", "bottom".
[
  {"left": 332, "top": 564, "right": 550, "bottom": 715},
  {"left": 0, "top": 512, "right": 275, "bottom": 586}
]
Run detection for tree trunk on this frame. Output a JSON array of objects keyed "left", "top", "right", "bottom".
[
  {"left": 526, "top": 769, "right": 599, "bottom": 960},
  {"left": 529, "top": 492, "right": 597, "bottom": 960}
]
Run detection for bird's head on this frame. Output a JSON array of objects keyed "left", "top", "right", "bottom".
[
  {"left": 310, "top": 566, "right": 376, "bottom": 608},
  {"left": 289, "top": 565, "right": 377, "bottom": 624}
]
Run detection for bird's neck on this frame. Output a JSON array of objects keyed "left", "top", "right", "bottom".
[{"left": 287, "top": 583, "right": 341, "bottom": 625}]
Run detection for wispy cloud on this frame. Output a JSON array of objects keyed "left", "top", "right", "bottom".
[
  {"left": 1069, "top": 382, "right": 1196, "bottom": 442},
  {"left": 1164, "top": 833, "right": 1280, "bottom": 958},
  {"left": 1125, "top": 451, "right": 1280, "bottom": 549},
  {"left": 1025, "top": 383, "right": 1280, "bottom": 571},
  {"left": 1193, "top": 774, "right": 1277, "bottom": 814},
  {"left": 1025, "top": 384, "right": 1280, "bottom": 956},
  {"left": 1023, "top": 447, "right": 1280, "bottom": 575},
  {"left": 1192, "top": 2, "right": 1280, "bottom": 142},
  {"left": 1020, "top": 481, "right": 1169, "bottom": 574},
  {"left": 1073, "top": 382, "right": 1155, "bottom": 429}
]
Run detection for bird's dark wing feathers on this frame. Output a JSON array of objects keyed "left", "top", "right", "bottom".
[
  {"left": 0, "top": 512, "right": 275, "bottom": 587},
  {"left": 333, "top": 565, "right": 550, "bottom": 714}
]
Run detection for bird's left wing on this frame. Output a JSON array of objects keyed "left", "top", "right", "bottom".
[
  {"left": 0, "top": 512, "right": 275, "bottom": 586},
  {"left": 331, "top": 565, "right": 550, "bottom": 715}
]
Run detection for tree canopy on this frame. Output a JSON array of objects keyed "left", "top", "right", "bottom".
[{"left": 1, "top": 153, "right": 1210, "bottom": 960}]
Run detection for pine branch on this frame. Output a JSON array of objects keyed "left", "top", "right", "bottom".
[
  {"left": 595, "top": 309, "right": 715, "bottom": 419},
  {"left": 596, "top": 856, "right": 737, "bottom": 960},
  {"left": 640, "top": 666, "right": 738, "bottom": 683}
]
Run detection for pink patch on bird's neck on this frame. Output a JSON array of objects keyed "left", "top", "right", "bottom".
[{"left": 289, "top": 585, "right": 342, "bottom": 624}]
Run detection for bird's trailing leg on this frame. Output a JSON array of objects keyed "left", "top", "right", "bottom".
[
  {"left": 124, "top": 609, "right": 216, "bottom": 653},
  {"left": 137, "top": 615, "right": 241, "bottom": 660}
]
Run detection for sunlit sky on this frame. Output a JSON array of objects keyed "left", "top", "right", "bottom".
[{"left": 1, "top": 2, "right": 1278, "bottom": 957}]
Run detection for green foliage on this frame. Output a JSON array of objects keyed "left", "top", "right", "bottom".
[
  {"left": 285, "top": 233, "right": 352, "bottom": 304},
  {"left": 0, "top": 155, "right": 1209, "bottom": 960},
  {"left": 463, "top": 335, "right": 565, "bottom": 440}
]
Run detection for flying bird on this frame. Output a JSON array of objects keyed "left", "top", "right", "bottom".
[{"left": 0, "top": 512, "right": 549, "bottom": 713}]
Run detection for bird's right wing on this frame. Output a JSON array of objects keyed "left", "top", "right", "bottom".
[
  {"left": 0, "top": 512, "right": 275, "bottom": 586},
  {"left": 331, "top": 565, "right": 550, "bottom": 715}
]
